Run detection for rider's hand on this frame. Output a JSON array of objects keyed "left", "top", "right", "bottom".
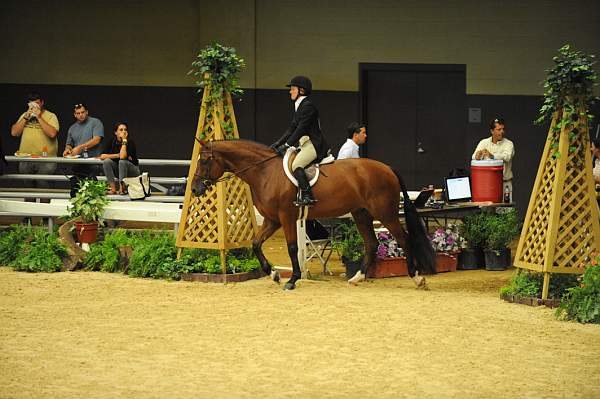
[{"left": 274, "top": 143, "right": 289, "bottom": 157}]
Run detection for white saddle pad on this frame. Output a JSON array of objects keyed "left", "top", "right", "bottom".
[{"left": 283, "top": 147, "right": 335, "bottom": 187}]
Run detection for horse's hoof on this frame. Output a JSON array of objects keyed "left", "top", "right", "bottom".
[
  {"left": 270, "top": 270, "right": 281, "bottom": 284},
  {"left": 348, "top": 271, "right": 365, "bottom": 285},
  {"left": 283, "top": 282, "right": 296, "bottom": 291},
  {"left": 413, "top": 275, "right": 429, "bottom": 290}
]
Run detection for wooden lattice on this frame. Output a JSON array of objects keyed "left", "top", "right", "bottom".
[
  {"left": 514, "top": 106, "right": 600, "bottom": 299},
  {"left": 176, "top": 85, "right": 258, "bottom": 274}
]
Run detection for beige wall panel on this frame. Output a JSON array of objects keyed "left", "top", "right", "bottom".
[
  {"left": 1, "top": 0, "right": 598, "bottom": 94},
  {"left": 255, "top": 0, "right": 600, "bottom": 94},
  {"left": 0, "top": 0, "right": 255, "bottom": 88}
]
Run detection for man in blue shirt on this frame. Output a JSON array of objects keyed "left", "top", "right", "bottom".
[
  {"left": 63, "top": 103, "right": 104, "bottom": 182},
  {"left": 63, "top": 103, "right": 104, "bottom": 158}
]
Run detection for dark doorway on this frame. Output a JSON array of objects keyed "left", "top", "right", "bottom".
[{"left": 359, "top": 63, "right": 466, "bottom": 188}]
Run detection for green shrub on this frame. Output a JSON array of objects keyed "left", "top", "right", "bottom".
[
  {"left": 84, "top": 230, "right": 136, "bottom": 272},
  {"left": 127, "top": 233, "right": 178, "bottom": 278},
  {"left": 0, "top": 224, "right": 33, "bottom": 265},
  {"left": 459, "top": 213, "right": 488, "bottom": 249},
  {"left": 500, "top": 269, "right": 579, "bottom": 300},
  {"left": 333, "top": 222, "right": 364, "bottom": 262},
  {"left": 11, "top": 228, "right": 67, "bottom": 273},
  {"left": 484, "top": 210, "right": 521, "bottom": 251},
  {"left": 556, "top": 253, "right": 600, "bottom": 324}
]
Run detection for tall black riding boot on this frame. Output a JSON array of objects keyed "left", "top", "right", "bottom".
[{"left": 292, "top": 168, "right": 317, "bottom": 206}]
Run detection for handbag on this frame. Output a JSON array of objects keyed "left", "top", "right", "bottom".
[{"left": 122, "top": 172, "right": 151, "bottom": 200}]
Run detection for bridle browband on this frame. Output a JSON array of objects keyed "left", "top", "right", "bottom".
[{"left": 193, "top": 138, "right": 280, "bottom": 188}]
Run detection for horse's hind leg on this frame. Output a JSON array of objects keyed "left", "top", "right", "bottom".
[
  {"left": 348, "top": 209, "right": 378, "bottom": 284},
  {"left": 252, "top": 217, "right": 282, "bottom": 283},
  {"left": 379, "top": 217, "right": 427, "bottom": 289}
]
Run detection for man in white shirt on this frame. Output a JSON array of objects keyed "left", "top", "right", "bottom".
[
  {"left": 472, "top": 117, "right": 515, "bottom": 200},
  {"left": 337, "top": 122, "right": 367, "bottom": 159}
]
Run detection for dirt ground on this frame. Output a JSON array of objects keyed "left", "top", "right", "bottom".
[{"left": 1, "top": 230, "right": 599, "bottom": 399}]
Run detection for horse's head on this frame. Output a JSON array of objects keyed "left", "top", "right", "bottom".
[{"left": 191, "top": 143, "right": 226, "bottom": 197}]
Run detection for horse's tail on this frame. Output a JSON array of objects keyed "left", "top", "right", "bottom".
[{"left": 392, "top": 169, "right": 437, "bottom": 275}]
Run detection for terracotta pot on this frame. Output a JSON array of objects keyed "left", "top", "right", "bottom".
[
  {"left": 74, "top": 221, "right": 99, "bottom": 243},
  {"left": 458, "top": 248, "right": 485, "bottom": 270},
  {"left": 436, "top": 252, "right": 458, "bottom": 273},
  {"left": 368, "top": 257, "right": 408, "bottom": 278}
]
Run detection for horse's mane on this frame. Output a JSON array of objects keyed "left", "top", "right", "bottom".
[{"left": 210, "top": 138, "right": 273, "bottom": 156}]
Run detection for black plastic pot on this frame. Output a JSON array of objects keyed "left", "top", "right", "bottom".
[
  {"left": 342, "top": 256, "right": 363, "bottom": 280},
  {"left": 458, "top": 248, "right": 485, "bottom": 270},
  {"left": 484, "top": 248, "right": 511, "bottom": 271}
]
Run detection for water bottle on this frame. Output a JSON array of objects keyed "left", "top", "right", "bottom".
[
  {"left": 82, "top": 146, "right": 89, "bottom": 159},
  {"left": 503, "top": 186, "right": 511, "bottom": 203}
]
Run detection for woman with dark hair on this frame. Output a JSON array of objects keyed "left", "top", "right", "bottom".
[{"left": 100, "top": 122, "right": 140, "bottom": 194}]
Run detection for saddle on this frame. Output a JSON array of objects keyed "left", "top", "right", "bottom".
[{"left": 283, "top": 147, "right": 335, "bottom": 187}]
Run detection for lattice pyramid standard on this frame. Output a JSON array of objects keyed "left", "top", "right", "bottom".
[
  {"left": 514, "top": 107, "right": 600, "bottom": 298},
  {"left": 176, "top": 85, "right": 258, "bottom": 266}
]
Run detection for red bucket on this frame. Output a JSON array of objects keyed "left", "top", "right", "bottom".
[{"left": 471, "top": 160, "right": 503, "bottom": 202}]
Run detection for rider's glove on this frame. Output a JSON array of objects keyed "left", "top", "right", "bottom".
[{"left": 274, "top": 143, "right": 289, "bottom": 157}]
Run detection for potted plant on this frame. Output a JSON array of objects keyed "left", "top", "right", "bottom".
[
  {"left": 333, "top": 222, "right": 364, "bottom": 280},
  {"left": 67, "top": 179, "right": 110, "bottom": 243},
  {"left": 429, "top": 224, "right": 466, "bottom": 272},
  {"left": 370, "top": 230, "right": 408, "bottom": 278},
  {"left": 458, "top": 212, "right": 488, "bottom": 269},
  {"left": 484, "top": 209, "right": 520, "bottom": 271}
]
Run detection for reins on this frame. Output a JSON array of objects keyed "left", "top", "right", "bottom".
[{"left": 193, "top": 138, "right": 280, "bottom": 185}]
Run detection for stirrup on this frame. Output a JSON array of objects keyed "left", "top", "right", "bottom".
[{"left": 293, "top": 191, "right": 317, "bottom": 207}]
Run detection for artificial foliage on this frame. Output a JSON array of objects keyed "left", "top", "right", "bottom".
[
  {"left": 67, "top": 179, "right": 110, "bottom": 224},
  {"left": 189, "top": 43, "right": 246, "bottom": 139},
  {"left": 535, "top": 44, "right": 597, "bottom": 159}
]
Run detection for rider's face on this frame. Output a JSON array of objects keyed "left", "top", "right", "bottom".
[{"left": 289, "top": 86, "right": 299, "bottom": 101}]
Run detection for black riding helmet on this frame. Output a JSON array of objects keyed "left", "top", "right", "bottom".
[{"left": 286, "top": 76, "right": 312, "bottom": 95}]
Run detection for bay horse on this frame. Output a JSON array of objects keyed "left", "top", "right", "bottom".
[{"left": 191, "top": 139, "right": 436, "bottom": 290}]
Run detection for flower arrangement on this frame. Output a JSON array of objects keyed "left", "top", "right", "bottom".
[
  {"left": 429, "top": 224, "right": 466, "bottom": 253},
  {"left": 376, "top": 231, "right": 404, "bottom": 259}
]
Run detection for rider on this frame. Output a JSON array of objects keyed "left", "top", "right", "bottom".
[{"left": 271, "top": 75, "right": 331, "bottom": 206}]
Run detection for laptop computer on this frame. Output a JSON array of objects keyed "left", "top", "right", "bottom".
[
  {"left": 444, "top": 176, "right": 472, "bottom": 203},
  {"left": 413, "top": 189, "right": 434, "bottom": 208}
]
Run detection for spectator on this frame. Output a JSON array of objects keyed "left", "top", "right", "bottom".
[
  {"left": 63, "top": 103, "right": 104, "bottom": 158},
  {"left": 100, "top": 123, "right": 140, "bottom": 194},
  {"left": 10, "top": 92, "right": 59, "bottom": 187},
  {"left": 64, "top": 103, "right": 104, "bottom": 179},
  {"left": 472, "top": 117, "right": 515, "bottom": 201},
  {"left": 591, "top": 137, "right": 600, "bottom": 184},
  {"left": 337, "top": 122, "right": 367, "bottom": 159}
]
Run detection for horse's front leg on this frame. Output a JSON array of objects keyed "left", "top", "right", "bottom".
[
  {"left": 252, "top": 217, "right": 282, "bottom": 283},
  {"left": 280, "top": 215, "right": 301, "bottom": 290}
]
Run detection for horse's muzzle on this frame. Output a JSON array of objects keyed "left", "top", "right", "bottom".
[{"left": 191, "top": 181, "right": 207, "bottom": 197}]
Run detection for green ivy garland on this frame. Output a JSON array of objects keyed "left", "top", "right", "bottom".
[
  {"left": 536, "top": 44, "right": 597, "bottom": 159},
  {"left": 189, "top": 43, "right": 246, "bottom": 139}
]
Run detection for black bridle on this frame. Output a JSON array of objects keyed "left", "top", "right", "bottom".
[{"left": 193, "top": 138, "right": 280, "bottom": 189}]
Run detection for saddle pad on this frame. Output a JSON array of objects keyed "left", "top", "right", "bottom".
[{"left": 283, "top": 147, "right": 335, "bottom": 187}]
